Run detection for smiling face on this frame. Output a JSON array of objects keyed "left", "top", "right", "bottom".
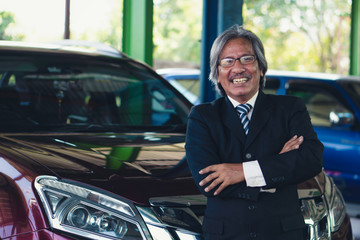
[{"left": 217, "top": 37, "right": 263, "bottom": 103}]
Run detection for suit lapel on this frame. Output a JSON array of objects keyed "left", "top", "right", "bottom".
[
  {"left": 245, "top": 91, "right": 271, "bottom": 149},
  {"left": 221, "top": 97, "right": 247, "bottom": 145}
]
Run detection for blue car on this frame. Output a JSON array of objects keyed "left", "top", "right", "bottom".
[
  {"left": 157, "top": 68, "right": 201, "bottom": 105},
  {"left": 158, "top": 68, "right": 360, "bottom": 204}
]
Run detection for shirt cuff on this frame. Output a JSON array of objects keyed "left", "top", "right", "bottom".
[{"left": 243, "top": 160, "right": 266, "bottom": 187}]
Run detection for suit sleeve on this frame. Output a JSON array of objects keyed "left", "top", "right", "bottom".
[
  {"left": 185, "top": 106, "right": 260, "bottom": 200},
  {"left": 259, "top": 97, "right": 324, "bottom": 189}
]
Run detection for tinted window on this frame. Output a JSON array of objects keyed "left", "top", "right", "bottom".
[
  {"left": 286, "top": 82, "right": 350, "bottom": 127},
  {"left": 264, "top": 77, "right": 280, "bottom": 94},
  {"left": 338, "top": 80, "right": 360, "bottom": 110}
]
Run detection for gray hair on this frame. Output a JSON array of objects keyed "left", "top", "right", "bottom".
[{"left": 209, "top": 25, "right": 268, "bottom": 96}]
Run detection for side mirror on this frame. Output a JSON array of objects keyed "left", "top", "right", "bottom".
[{"left": 329, "top": 109, "right": 354, "bottom": 127}]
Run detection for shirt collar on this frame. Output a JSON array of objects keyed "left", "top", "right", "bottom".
[{"left": 228, "top": 91, "right": 259, "bottom": 109}]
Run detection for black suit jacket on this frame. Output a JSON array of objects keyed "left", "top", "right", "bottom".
[{"left": 185, "top": 91, "right": 323, "bottom": 239}]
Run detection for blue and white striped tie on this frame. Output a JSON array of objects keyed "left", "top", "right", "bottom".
[{"left": 236, "top": 103, "right": 252, "bottom": 135}]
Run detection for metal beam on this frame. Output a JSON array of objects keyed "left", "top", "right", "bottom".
[
  {"left": 217, "top": 0, "right": 244, "bottom": 34},
  {"left": 64, "top": 0, "right": 70, "bottom": 39},
  {"left": 122, "top": 0, "right": 153, "bottom": 66},
  {"left": 200, "top": 0, "right": 219, "bottom": 103},
  {"left": 200, "top": 0, "right": 244, "bottom": 103},
  {"left": 350, "top": 0, "right": 360, "bottom": 75}
]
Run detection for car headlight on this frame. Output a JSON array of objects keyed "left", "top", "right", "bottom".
[{"left": 34, "top": 175, "right": 147, "bottom": 240}]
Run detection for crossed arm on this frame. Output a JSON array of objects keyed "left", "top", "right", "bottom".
[{"left": 198, "top": 135, "right": 304, "bottom": 196}]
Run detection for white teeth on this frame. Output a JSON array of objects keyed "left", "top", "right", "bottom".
[{"left": 233, "top": 78, "right": 248, "bottom": 84}]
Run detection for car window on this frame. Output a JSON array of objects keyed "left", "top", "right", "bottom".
[
  {"left": 0, "top": 57, "right": 189, "bottom": 132},
  {"left": 264, "top": 77, "right": 280, "bottom": 95},
  {"left": 338, "top": 80, "right": 360, "bottom": 111},
  {"left": 286, "top": 82, "right": 350, "bottom": 127},
  {"left": 165, "top": 76, "right": 200, "bottom": 105},
  {"left": 170, "top": 77, "right": 199, "bottom": 97}
]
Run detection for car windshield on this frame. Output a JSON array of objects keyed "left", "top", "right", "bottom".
[{"left": 0, "top": 54, "right": 190, "bottom": 132}]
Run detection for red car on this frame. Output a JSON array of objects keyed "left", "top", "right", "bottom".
[{"left": 0, "top": 41, "right": 352, "bottom": 239}]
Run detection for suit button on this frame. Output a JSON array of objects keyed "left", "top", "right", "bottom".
[
  {"left": 250, "top": 232, "right": 257, "bottom": 239},
  {"left": 248, "top": 205, "right": 256, "bottom": 211},
  {"left": 245, "top": 153, "right": 252, "bottom": 159}
]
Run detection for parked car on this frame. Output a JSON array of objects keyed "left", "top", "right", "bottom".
[
  {"left": 157, "top": 68, "right": 201, "bottom": 105},
  {"left": 0, "top": 41, "right": 352, "bottom": 239},
  {"left": 159, "top": 68, "right": 360, "bottom": 205}
]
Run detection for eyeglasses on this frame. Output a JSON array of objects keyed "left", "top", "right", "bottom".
[{"left": 218, "top": 55, "right": 256, "bottom": 67}]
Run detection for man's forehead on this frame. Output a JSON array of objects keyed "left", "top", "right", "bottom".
[{"left": 220, "top": 38, "right": 254, "bottom": 56}]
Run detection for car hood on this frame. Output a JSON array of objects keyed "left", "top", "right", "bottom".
[{"left": 0, "top": 132, "right": 199, "bottom": 204}]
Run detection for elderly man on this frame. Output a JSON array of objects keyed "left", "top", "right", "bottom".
[{"left": 185, "top": 25, "right": 323, "bottom": 239}]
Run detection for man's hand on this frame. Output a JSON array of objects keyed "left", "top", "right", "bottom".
[
  {"left": 198, "top": 135, "right": 304, "bottom": 196},
  {"left": 198, "top": 163, "right": 245, "bottom": 196},
  {"left": 279, "top": 135, "right": 303, "bottom": 154}
]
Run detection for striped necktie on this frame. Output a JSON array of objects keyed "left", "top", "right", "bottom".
[{"left": 236, "top": 103, "right": 252, "bottom": 135}]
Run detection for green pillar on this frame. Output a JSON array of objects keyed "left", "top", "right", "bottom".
[
  {"left": 350, "top": 0, "right": 360, "bottom": 75},
  {"left": 122, "top": 0, "right": 153, "bottom": 66}
]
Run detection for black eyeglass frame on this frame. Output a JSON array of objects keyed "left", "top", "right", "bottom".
[{"left": 218, "top": 55, "right": 257, "bottom": 67}]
